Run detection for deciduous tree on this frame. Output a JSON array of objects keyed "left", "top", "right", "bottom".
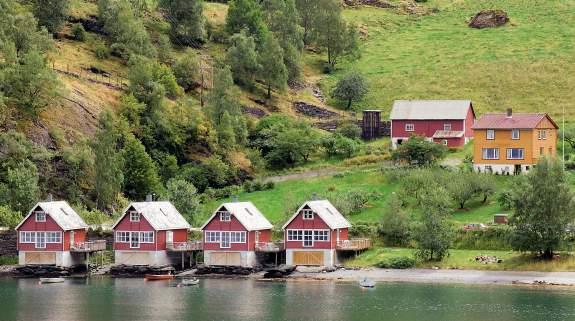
[
  {"left": 159, "top": 0, "right": 205, "bottom": 47},
  {"left": 331, "top": 72, "right": 368, "bottom": 109},
  {"left": 226, "top": 31, "right": 260, "bottom": 88}
]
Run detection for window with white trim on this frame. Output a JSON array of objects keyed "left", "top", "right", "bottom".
[
  {"left": 35, "top": 211, "right": 46, "bottom": 222},
  {"left": 482, "top": 148, "right": 499, "bottom": 160},
  {"left": 313, "top": 230, "right": 329, "bottom": 241},
  {"left": 302, "top": 209, "right": 314, "bottom": 220},
  {"left": 405, "top": 123, "right": 414, "bottom": 132},
  {"left": 442, "top": 139, "right": 448, "bottom": 146},
  {"left": 303, "top": 230, "right": 313, "bottom": 247},
  {"left": 443, "top": 123, "right": 452, "bottom": 131},
  {"left": 115, "top": 231, "right": 130, "bottom": 243},
  {"left": 129, "top": 211, "right": 140, "bottom": 222},
  {"left": 287, "top": 229, "right": 330, "bottom": 244},
  {"left": 287, "top": 230, "right": 303, "bottom": 241},
  {"left": 230, "top": 231, "right": 246, "bottom": 243},
  {"left": 205, "top": 231, "right": 221, "bottom": 243},
  {"left": 511, "top": 129, "right": 520, "bottom": 140},
  {"left": 46, "top": 232, "right": 62, "bottom": 243},
  {"left": 219, "top": 211, "right": 231, "bottom": 222},
  {"left": 486, "top": 129, "right": 495, "bottom": 140},
  {"left": 538, "top": 130, "right": 547, "bottom": 140},
  {"left": 20, "top": 231, "right": 36, "bottom": 243},
  {"left": 507, "top": 148, "right": 524, "bottom": 160},
  {"left": 141, "top": 232, "right": 154, "bottom": 243}
]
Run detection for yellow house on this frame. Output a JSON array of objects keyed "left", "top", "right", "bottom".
[{"left": 472, "top": 109, "right": 558, "bottom": 175}]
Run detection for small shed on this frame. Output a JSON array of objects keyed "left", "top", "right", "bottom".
[{"left": 494, "top": 214, "right": 509, "bottom": 224}]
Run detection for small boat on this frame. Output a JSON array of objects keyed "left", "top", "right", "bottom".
[
  {"left": 39, "top": 277, "right": 65, "bottom": 284},
  {"left": 359, "top": 277, "right": 375, "bottom": 288},
  {"left": 177, "top": 278, "right": 200, "bottom": 287},
  {"left": 145, "top": 274, "right": 175, "bottom": 281}
]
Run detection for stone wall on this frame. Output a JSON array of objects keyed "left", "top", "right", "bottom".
[{"left": 0, "top": 231, "right": 17, "bottom": 257}]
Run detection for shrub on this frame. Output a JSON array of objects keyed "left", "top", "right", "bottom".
[
  {"left": 349, "top": 221, "right": 379, "bottom": 237},
  {"left": 243, "top": 180, "right": 254, "bottom": 193},
  {"left": 72, "top": 23, "right": 87, "bottom": 41},
  {"left": 376, "top": 256, "right": 415, "bottom": 269},
  {"left": 263, "top": 181, "right": 275, "bottom": 190},
  {"left": 94, "top": 42, "right": 110, "bottom": 59},
  {"left": 343, "top": 155, "right": 386, "bottom": 166},
  {"left": 0, "top": 255, "right": 18, "bottom": 265},
  {"left": 252, "top": 180, "right": 264, "bottom": 191}
]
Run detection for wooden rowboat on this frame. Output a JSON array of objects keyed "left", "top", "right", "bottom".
[
  {"left": 178, "top": 278, "right": 199, "bottom": 287},
  {"left": 39, "top": 277, "right": 65, "bottom": 284},
  {"left": 145, "top": 274, "right": 175, "bottom": 281},
  {"left": 359, "top": 277, "right": 375, "bottom": 288}
]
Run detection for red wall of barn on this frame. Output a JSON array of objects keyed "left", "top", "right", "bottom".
[
  {"left": 156, "top": 229, "right": 188, "bottom": 250},
  {"left": 464, "top": 106, "right": 475, "bottom": 138},
  {"left": 432, "top": 137, "right": 465, "bottom": 148},
  {"left": 284, "top": 209, "right": 333, "bottom": 250},
  {"left": 391, "top": 119, "right": 465, "bottom": 139},
  {"left": 113, "top": 212, "right": 156, "bottom": 251},
  {"left": 203, "top": 212, "right": 250, "bottom": 251},
  {"left": 17, "top": 210, "right": 64, "bottom": 251}
]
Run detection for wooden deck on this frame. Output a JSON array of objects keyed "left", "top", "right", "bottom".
[
  {"left": 70, "top": 240, "right": 107, "bottom": 252},
  {"left": 255, "top": 241, "right": 285, "bottom": 253},
  {"left": 166, "top": 241, "right": 203, "bottom": 252},
  {"left": 336, "top": 239, "right": 371, "bottom": 251}
]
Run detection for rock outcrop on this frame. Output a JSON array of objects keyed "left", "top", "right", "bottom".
[{"left": 469, "top": 10, "right": 509, "bottom": 29}]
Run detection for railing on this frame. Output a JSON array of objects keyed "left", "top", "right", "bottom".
[
  {"left": 71, "top": 240, "right": 107, "bottom": 252},
  {"left": 255, "top": 241, "right": 285, "bottom": 252},
  {"left": 336, "top": 239, "right": 371, "bottom": 251},
  {"left": 166, "top": 241, "right": 203, "bottom": 252}
]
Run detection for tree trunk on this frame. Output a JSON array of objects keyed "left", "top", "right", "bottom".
[
  {"left": 543, "top": 248, "right": 553, "bottom": 260},
  {"left": 460, "top": 202, "right": 464, "bottom": 209},
  {"left": 267, "top": 84, "right": 271, "bottom": 99},
  {"left": 483, "top": 195, "right": 488, "bottom": 203},
  {"left": 347, "top": 98, "right": 352, "bottom": 109}
]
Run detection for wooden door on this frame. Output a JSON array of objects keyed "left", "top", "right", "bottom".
[
  {"left": 118, "top": 252, "right": 150, "bottom": 265},
  {"left": 70, "top": 231, "right": 75, "bottom": 248},
  {"left": 166, "top": 231, "right": 173, "bottom": 244},
  {"left": 209, "top": 252, "right": 241, "bottom": 266},
  {"left": 293, "top": 251, "right": 324, "bottom": 266},
  {"left": 25, "top": 252, "right": 56, "bottom": 265}
]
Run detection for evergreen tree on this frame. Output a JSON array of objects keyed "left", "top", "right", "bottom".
[
  {"left": 159, "top": 0, "right": 205, "bottom": 47},
  {"left": 226, "top": 31, "right": 260, "bottom": 88},
  {"left": 122, "top": 134, "right": 162, "bottom": 200},
  {"left": 294, "top": 0, "right": 318, "bottom": 45},
  {"left": 225, "top": 0, "right": 268, "bottom": 44},
  {"left": 217, "top": 111, "right": 236, "bottom": 150},
  {"left": 32, "top": 0, "right": 69, "bottom": 33},
  {"left": 93, "top": 112, "right": 124, "bottom": 211},
  {"left": 258, "top": 35, "right": 287, "bottom": 98}
]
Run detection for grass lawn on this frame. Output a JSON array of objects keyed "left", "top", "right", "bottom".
[
  {"left": 198, "top": 168, "right": 511, "bottom": 226},
  {"left": 345, "top": 248, "right": 575, "bottom": 272},
  {"left": 319, "top": 0, "right": 575, "bottom": 120}
]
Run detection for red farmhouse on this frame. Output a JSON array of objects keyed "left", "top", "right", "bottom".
[
  {"left": 201, "top": 201, "right": 273, "bottom": 267},
  {"left": 390, "top": 100, "right": 476, "bottom": 149},
  {"left": 282, "top": 200, "right": 352, "bottom": 267},
  {"left": 112, "top": 200, "right": 190, "bottom": 266},
  {"left": 16, "top": 201, "right": 92, "bottom": 267}
]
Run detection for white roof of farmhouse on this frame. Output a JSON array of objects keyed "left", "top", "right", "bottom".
[
  {"left": 16, "top": 201, "right": 88, "bottom": 231},
  {"left": 390, "top": 100, "right": 473, "bottom": 120},
  {"left": 282, "top": 200, "right": 352, "bottom": 230},
  {"left": 201, "top": 201, "right": 273, "bottom": 231},
  {"left": 113, "top": 201, "right": 191, "bottom": 231}
]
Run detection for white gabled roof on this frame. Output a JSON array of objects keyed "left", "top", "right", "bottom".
[
  {"left": 282, "top": 200, "right": 351, "bottom": 230},
  {"left": 390, "top": 100, "right": 473, "bottom": 120},
  {"left": 200, "top": 201, "right": 273, "bottom": 231},
  {"left": 113, "top": 201, "right": 191, "bottom": 231},
  {"left": 16, "top": 201, "right": 88, "bottom": 231}
]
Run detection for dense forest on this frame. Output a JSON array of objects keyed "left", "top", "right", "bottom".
[{"left": 0, "top": 0, "right": 368, "bottom": 224}]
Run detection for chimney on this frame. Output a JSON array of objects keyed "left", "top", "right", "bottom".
[
  {"left": 506, "top": 108, "right": 513, "bottom": 118},
  {"left": 311, "top": 192, "right": 318, "bottom": 201},
  {"left": 47, "top": 194, "right": 53, "bottom": 202},
  {"left": 145, "top": 194, "right": 153, "bottom": 202}
]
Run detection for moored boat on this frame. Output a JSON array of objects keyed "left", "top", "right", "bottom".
[
  {"left": 359, "top": 277, "right": 375, "bottom": 288},
  {"left": 39, "top": 277, "right": 65, "bottom": 284},
  {"left": 145, "top": 274, "right": 175, "bottom": 281},
  {"left": 177, "top": 278, "right": 199, "bottom": 287}
]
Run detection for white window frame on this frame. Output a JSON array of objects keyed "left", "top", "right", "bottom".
[
  {"left": 538, "top": 130, "right": 547, "bottom": 140},
  {"left": 220, "top": 232, "right": 231, "bottom": 248},
  {"left": 442, "top": 139, "right": 448, "bottom": 146},
  {"left": 443, "top": 123, "right": 452, "bottom": 131},
  {"left": 313, "top": 230, "right": 330, "bottom": 241},
  {"left": 486, "top": 129, "right": 495, "bottom": 140},
  {"left": 35, "top": 211, "right": 46, "bottom": 222},
  {"left": 205, "top": 231, "right": 221, "bottom": 243},
  {"left": 130, "top": 231, "right": 140, "bottom": 248},
  {"left": 140, "top": 231, "right": 154, "bottom": 243},
  {"left": 302, "top": 209, "right": 314, "bottom": 220},
  {"left": 46, "top": 231, "right": 62, "bottom": 243},
  {"left": 507, "top": 148, "right": 524, "bottom": 160},
  {"left": 129, "top": 211, "right": 140, "bottom": 222},
  {"left": 303, "top": 230, "right": 313, "bottom": 247},
  {"left": 482, "top": 148, "right": 499, "bottom": 160},
  {"left": 115, "top": 231, "right": 130, "bottom": 243},
  {"left": 219, "top": 211, "right": 231, "bottom": 222},
  {"left": 36, "top": 232, "right": 46, "bottom": 249},
  {"left": 20, "top": 231, "right": 36, "bottom": 243},
  {"left": 405, "top": 123, "right": 415, "bottom": 132},
  {"left": 511, "top": 129, "right": 520, "bottom": 140},
  {"left": 287, "top": 229, "right": 330, "bottom": 245}
]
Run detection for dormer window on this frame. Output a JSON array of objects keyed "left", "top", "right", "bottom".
[
  {"left": 302, "top": 209, "right": 314, "bottom": 220},
  {"left": 129, "top": 211, "right": 140, "bottom": 222},
  {"left": 219, "top": 211, "right": 231, "bottom": 222},
  {"left": 35, "top": 211, "right": 46, "bottom": 222}
]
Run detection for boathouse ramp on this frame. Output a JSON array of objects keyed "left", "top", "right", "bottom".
[
  {"left": 203, "top": 251, "right": 256, "bottom": 267},
  {"left": 115, "top": 250, "right": 172, "bottom": 265}
]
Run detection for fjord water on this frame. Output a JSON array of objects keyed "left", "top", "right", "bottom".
[{"left": 0, "top": 278, "right": 574, "bottom": 321}]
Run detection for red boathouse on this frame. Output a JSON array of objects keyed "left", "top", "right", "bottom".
[
  {"left": 112, "top": 200, "right": 191, "bottom": 266},
  {"left": 201, "top": 201, "right": 274, "bottom": 267},
  {"left": 390, "top": 100, "right": 476, "bottom": 149},
  {"left": 16, "top": 200, "right": 105, "bottom": 267},
  {"left": 283, "top": 199, "right": 369, "bottom": 267}
]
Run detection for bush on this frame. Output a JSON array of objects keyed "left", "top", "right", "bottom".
[
  {"left": 376, "top": 256, "right": 416, "bottom": 269},
  {"left": 252, "top": 180, "right": 264, "bottom": 191},
  {"left": 343, "top": 155, "right": 387, "bottom": 166},
  {"left": 349, "top": 221, "right": 379, "bottom": 237},
  {"left": 0, "top": 255, "right": 18, "bottom": 265},
  {"left": 264, "top": 181, "right": 275, "bottom": 190},
  {"left": 243, "top": 180, "right": 254, "bottom": 193},
  {"left": 452, "top": 226, "right": 513, "bottom": 250},
  {"left": 94, "top": 42, "right": 110, "bottom": 59},
  {"left": 72, "top": 23, "right": 87, "bottom": 41},
  {"left": 203, "top": 185, "right": 242, "bottom": 200},
  {"left": 0, "top": 206, "right": 22, "bottom": 229}
]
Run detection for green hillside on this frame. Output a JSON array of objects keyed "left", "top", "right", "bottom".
[{"left": 321, "top": 0, "right": 575, "bottom": 120}]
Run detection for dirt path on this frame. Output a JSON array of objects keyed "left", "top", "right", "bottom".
[{"left": 289, "top": 268, "right": 575, "bottom": 286}]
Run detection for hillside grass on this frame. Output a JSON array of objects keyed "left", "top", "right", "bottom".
[
  {"left": 198, "top": 168, "right": 509, "bottom": 226},
  {"left": 345, "top": 247, "right": 575, "bottom": 271},
  {"left": 319, "top": 0, "right": 575, "bottom": 120}
]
